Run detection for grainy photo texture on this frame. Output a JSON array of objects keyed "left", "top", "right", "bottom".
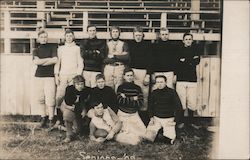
[{"left": 0, "top": 0, "right": 222, "bottom": 159}]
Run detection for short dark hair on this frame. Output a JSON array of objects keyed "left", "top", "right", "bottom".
[
  {"left": 87, "top": 25, "right": 96, "bottom": 31},
  {"left": 155, "top": 75, "right": 167, "bottom": 82},
  {"left": 123, "top": 67, "right": 134, "bottom": 75},
  {"left": 110, "top": 26, "right": 121, "bottom": 33},
  {"left": 96, "top": 73, "right": 105, "bottom": 81},
  {"left": 38, "top": 29, "right": 47, "bottom": 37},
  {"left": 72, "top": 75, "right": 85, "bottom": 84},
  {"left": 65, "top": 29, "right": 74, "bottom": 36},
  {"left": 90, "top": 101, "right": 107, "bottom": 109},
  {"left": 160, "top": 27, "right": 169, "bottom": 32},
  {"left": 183, "top": 32, "right": 193, "bottom": 40},
  {"left": 133, "top": 26, "right": 143, "bottom": 34}
]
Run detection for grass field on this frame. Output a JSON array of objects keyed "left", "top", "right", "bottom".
[{"left": 0, "top": 116, "right": 216, "bottom": 160}]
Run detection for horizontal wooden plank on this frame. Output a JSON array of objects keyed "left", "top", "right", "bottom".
[
  {"left": 0, "top": 31, "right": 221, "bottom": 41},
  {"left": 1, "top": 8, "right": 220, "bottom": 14}
]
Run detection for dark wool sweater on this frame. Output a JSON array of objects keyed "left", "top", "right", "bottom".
[
  {"left": 128, "top": 40, "right": 152, "bottom": 73},
  {"left": 33, "top": 43, "right": 57, "bottom": 77},
  {"left": 64, "top": 85, "right": 92, "bottom": 112},
  {"left": 148, "top": 87, "right": 183, "bottom": 123},
  {"left": 152, "top": 40, "right": 177, "bottom": 72},
  {"left": 176, "top": 43, "right": 201, "bottom": 82},
  {"left": 79, "top": 37, "right": 106, "bottom": 72},
  {"left": 90, "top": 86, "right": 118, "bottom": 113},
  {"left": 117, "top": 82, "right": 143, "bottom": 114}
]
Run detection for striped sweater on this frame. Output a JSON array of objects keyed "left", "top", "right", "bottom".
[{"left": 117, "top": 82, "right": 143, "bottom": 113}]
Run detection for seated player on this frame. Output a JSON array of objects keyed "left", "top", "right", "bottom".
[
  {"left": 115, "top": 68, "right": 147, "bottom": 145},
  {"left": 61, "top": 75, "right": 91, "bottom": 143},
  {"left": 87, "top": 102, "right": 122, "bottom": 143},
  {"left": 145, "top": 75, "right": 183, "bottom": 144},
  {"left": 90, "top": 74, "right": 118, "bottom": 113}
]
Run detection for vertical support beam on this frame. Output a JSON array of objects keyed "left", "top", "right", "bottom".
[
  {"left": 37, "top": 1, "right": 46, "bottom": 29},
  {"left": 82, "top": 11, "right": 88, "bottom": 32},
  {"left": 30, "top": 39, "right": 36, "bottom": 55},
  {"left": 191, "top": 0, "right": 200, "bottom": 20},
  {"left": 4, "top": 11, "right": 10, "bottom": 54},
  {"left": 160, "top": 12, "right": 167, "bottom": 28}
]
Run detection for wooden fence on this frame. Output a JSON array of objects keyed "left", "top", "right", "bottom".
[{"left": 0, "top": 54, "right": 220, "bottom": 117}]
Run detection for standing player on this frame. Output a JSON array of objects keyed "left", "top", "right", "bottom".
[
  {"left": 152, "top": 27, "right": 177, "bottom": 89},
  {"left": 54, "top": 29, "right": 84, "bottom": 110},
  {"left": 176, "top": 33, "right": 202, "bottom": 128},
  {"left": 79, "top": 25, "right": 106, "bottom": 88},
  {"left": 33, "top": 30, "right": 57, "bottom": 129},
  {"left": 127, "top": 26, "right": 151, "bottom": 111},
  {"left": 103, "top": 26, "right": 130, "bottom": 91}
]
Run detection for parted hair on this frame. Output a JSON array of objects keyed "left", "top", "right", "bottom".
[{"left": 72, "top": 75, "right": 85, "bottom": 84}]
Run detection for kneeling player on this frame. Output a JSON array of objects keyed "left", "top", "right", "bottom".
[
  {"left": 61, "top": 75, "right": 91, "bottom": 143},
  {"left": 145, "top": 75, "right": 183, "bottom": 144}
]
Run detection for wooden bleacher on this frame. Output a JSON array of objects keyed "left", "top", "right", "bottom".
[{"left": 0, "top": 0, "right": 221, "bottom": 33}]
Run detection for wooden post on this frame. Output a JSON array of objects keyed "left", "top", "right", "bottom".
[
  {"left": 4, "top": 11, "right": 10, "bottom": 54},
  {"left": 37, "top": 1, "right": 46, "bottom": 29},
  {"left": 82, "top": 11, "right": 88, "bottom": 32},
  {"left": 160, "top": 12, "right": 167, "bottom": 28},
  {"left": 191, "top": 0, "right": 200, "bottom": 20},
  {"left": 190, "top": 0, "right": 200, "bottom": 32}
]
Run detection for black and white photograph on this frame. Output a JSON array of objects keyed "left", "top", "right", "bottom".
[{"left": 0, "top": 0, "right": 249, "bottom": 159}]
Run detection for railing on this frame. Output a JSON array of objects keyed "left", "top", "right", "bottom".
[{"left": 0, "top": 7, "right": 221, "bottom": 54}]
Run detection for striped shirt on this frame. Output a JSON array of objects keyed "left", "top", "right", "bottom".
[{"left": 117, "top": 82, "right": 143, "bottom": 113}]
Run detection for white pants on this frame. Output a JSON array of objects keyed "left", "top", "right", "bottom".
[
  {"left": 82, "top": 70, "right": 101, "bottom": 88},
  {"left": 104, "top": 64, "right": 125, "bottom": 91},
  {"left": 146, "top": 116, "right": 176, "bottom": 141},
  {"left": 132, "top": 68, "right": 149, "bottom": 110},
  {"left": 176, "top": 82, "right": 197, "bottom": 111},
  {"left": 56, "top": 74, "right": 76, "bottom": 107},
  {"left": 152, "top": 71, "right": 175, "bottom": 89},
  {"left": 34, "top": 77, "right": 56, "bottom": 119},
  {"left": 115, "top": 110, "right": 146, "bottom": 145}
]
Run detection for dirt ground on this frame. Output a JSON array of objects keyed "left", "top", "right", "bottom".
[{"left": 0, "top": 116, "right": 216, "bottom": 160}]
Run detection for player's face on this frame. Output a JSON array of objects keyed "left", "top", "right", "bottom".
[
  {"left": 96, "top": 78, "right": 105, "bottom": 89},
  {"left": 124, "top": 71, "right": 134, "bottom": 83},
  {"left": 65, "top": 33, "right": 74, "bottom": 43},
  {"left": 134, "top": 32, "right": 143, "bottom": 42},
  {"left": 183, "top": 35, "right": 193, "bottom": 47},
  {"left": 74, "top": 82, "right": 85, "bottom": 91},
  {"left": 88, "top": 26, "right": 97, "bottom": 39},
  {"left": 111, "top": 29, "right": 120, "bottom": 39},
  {"left": 160, "top": 30, "right": 169, "bottom": 41},
  {"left": 38, "top": 33, "right": 48, "bottom": 44},
  {"left": 155, "top": 77, "right": 167, "bottom": 89},
  {"left": 94, "top": 103, "right": 104, "bottom": 116}
]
